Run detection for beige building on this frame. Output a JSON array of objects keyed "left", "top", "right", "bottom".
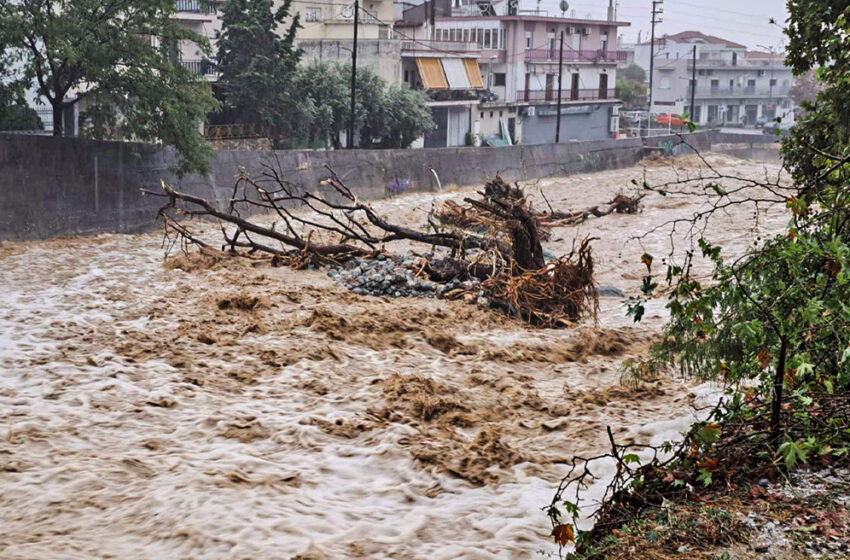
[
  {"left": 290, "top": 0, "right": 394, "bottom": 40},
  {"left": 174, "top": 0, "right": 224, "bottom": 79},
  {"left": 173, "top": 0, "right": 401, "bottom": 84}
]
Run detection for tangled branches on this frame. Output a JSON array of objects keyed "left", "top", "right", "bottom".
[
  {"left": 483, "top": 238, "right": 598, "bottom": 328},
  {"left": 145, "top": 164, "right": 619, "bottom": 326}
]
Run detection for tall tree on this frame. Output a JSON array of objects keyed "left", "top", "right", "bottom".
[
  {"left": 293, "top": 60, "right": 433, "bottom": 149},
  {"left": 215, "top": 0, "right": 303, "bottom": 147},
  {"left": 0, "top": 0, "right": 217, "bottom": 174}
]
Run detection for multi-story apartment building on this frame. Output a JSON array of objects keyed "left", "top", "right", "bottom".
[
  {"left": 172, "top": 0, "right": 400, "bottom": 84},
  {"left": 635, "top": 31, "right": 795, "bottom": 127},
  {"left": 399, "top": 0, "right": 628, "bottom": 147},
  {"left": 173, "top": 0, "right": 224, "bottom": 79}
]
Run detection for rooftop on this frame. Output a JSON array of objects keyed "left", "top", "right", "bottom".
[{"left": 638, "top": 30, "right": 745, "bottom": 49}]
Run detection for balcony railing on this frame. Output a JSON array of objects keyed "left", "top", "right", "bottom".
[
  {"left": 517, "top": 88, "right": 618, "bottom": 103},
  {"left": 175, "top": 0, "right": 216, "bottom": 14},
  {"left": 695, "top": 86, "right": 791, "bottom": 98},
  {"left": 525, "top": 49, "right": 625, "bottom": 63},
  {"left": 181, "top": 59, "right": 217, "bottom": 76},
  {"left": 688, "top": 59, "right": 787, "bottom": 69},
  {"left": 401, "top": 40, "right": 479, "bottom": 53}
]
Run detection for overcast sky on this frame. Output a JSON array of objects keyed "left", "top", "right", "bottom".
[{"left": 538, "top": 0, "right": 789, "bottom": 51}]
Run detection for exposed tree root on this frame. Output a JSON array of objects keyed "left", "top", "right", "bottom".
[{"left": 145, "top": 168, "right": 614, "bottom": 326}]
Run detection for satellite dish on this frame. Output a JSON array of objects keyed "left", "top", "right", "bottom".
[{"left": 559, "top": 0, "right": 569, "bottom": 14}]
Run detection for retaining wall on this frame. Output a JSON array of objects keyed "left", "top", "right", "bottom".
[{"left": 0, "top": 131, "right": 772, "bottom": 241}]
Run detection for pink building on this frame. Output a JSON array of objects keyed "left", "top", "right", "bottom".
[{"left": 399, "top": 1, "right": 628, "bottom": 146}]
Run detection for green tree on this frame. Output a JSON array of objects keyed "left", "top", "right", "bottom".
[
  {"left": 620, "top": 63, "right": 647, "bottom": 83},
  {"left": 630, "top": 0, "right": 850, "bottom": 448},
  {"left": 292, "top": 61, "right": 433, "bottom": 149},
  {"left": 379, "top": 85, "right": 434, "bottom": 148},
  {"left": 215, "top": 0, "right": 304, "bottom": 147},
  {"left": 616, "top": 64, "right": 647, "bottom": 109},
  {"left": 0, "top": 0, "right": 217, "bottom": 174}
]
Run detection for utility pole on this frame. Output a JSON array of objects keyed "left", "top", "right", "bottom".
[
  {"left": 647, "top": 0, "right": 663, "bottom": 118},
  {"left": 348, "top": 0, "right": 359, "bottom": 149},
  {"left": 689, "top": 44, "right": 696, "bottom": 124},
  {"left": 555, "top": 30, "right": 564, "bottom": 143}
]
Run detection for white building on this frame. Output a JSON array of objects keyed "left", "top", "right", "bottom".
[{"left": 634, "top": 31, "right": 795, "bottom": 127}]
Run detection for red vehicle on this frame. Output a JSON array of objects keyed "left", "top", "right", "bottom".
[{"left": 655, "top": 113, "right": 688, "bottom": 127}]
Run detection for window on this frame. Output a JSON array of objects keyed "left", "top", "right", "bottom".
[
  {"left": 480, "top": 112, "right": 484, "bottom": 118},
  {"left": 710, "top": 79, "right": 719, "bottom": 91},
  {"left": 490, "top": 111, "right": 494, "bottom": 117},
  {"left": 484, "top": 29, "right": 491, "bottom": 49},
  {"left": 305, "top": 7, "right": 321, "bottom": 21},
  {"left": 770, "top": 78, "right": 777, "bottom": 86},
  {"left": 404, "top": 70, "right": 409, "bottom": 83},
  {"left": 526, "top": 31, "right": 533, "bottom": 49},
  {"left": 499, "top": 111, "right": 503, "bottom": 117},
  {"left": 493, "top": 72, "right": 506, "bottom": 86}
]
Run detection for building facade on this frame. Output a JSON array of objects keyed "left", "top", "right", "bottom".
[
  {"left": 399, "top": 0, "right": 628, "bottom": 146},
  {"left": 635, "top": 31, "right": 795, "bottom": 127}
]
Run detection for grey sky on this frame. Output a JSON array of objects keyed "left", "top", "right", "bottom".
[{"left": 539, "top": 0, "right": 789, "bottom": 51}]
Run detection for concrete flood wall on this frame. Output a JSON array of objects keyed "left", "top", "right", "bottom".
[{"left": 0, "top": 131, "right": 768, "bottom": 242}]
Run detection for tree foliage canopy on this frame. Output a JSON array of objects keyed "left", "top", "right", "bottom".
[
  {"left": 215, "top": 0, "right": 303, "bottom": 146},
  {"left": 285, "top": 60, "right": 434, "bottom": 149},
  {"left": 0, "top": 0, "right": 218, "bottom": 174},
  {"left": 628, "top": 0, "right": 850, "bottom": 451}
]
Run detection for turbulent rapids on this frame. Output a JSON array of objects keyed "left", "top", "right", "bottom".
[{"left": 0, "top": 154, "right": 786, "bottom": 559}]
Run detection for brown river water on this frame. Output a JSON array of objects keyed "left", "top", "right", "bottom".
[{"left": 0, "top": 154, "right": 787, "bottom": 559}]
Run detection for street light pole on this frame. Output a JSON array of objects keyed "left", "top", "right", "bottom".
[
  {"left": 348, "top": 0, "right": 359, "bottom": 149},
  {"left": 555, "top": 30, "right": 564, "bottom": 143}
]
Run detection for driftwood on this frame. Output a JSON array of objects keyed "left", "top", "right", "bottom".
[{"left": 146, "top": 167, "right": 599, "bottom": 326}]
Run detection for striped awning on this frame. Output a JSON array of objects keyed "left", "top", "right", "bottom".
[
  {"left": 415, "top": 58, "right": 448, "bottom": 90},
  {"left": 463, "top": 58, "right": 485, "bottom": 89},
  {"left": 441, "top": 58, "right": 471, "bottom": 89}
]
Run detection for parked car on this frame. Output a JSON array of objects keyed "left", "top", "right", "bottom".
[
  {"left": 762, "top": 120, "right": 795, "bottom": 136},
  {"left": 655, "top": 113, "right": 688, "bottom": 127}
]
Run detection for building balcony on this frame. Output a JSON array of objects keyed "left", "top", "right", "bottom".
[
  {"left": 516, "top": 88, "right": 618, "bottom": 103},
  {"left": 181, "top": 59, "right": 217, "bottom": 78},
  {"left": 174, "top": 0, "right": 217, "bottom": 20},
  {"left": 401, "top": 40, "right": 479, "bottom": 56},
  {"left": 694, "top": 86, "right": 791, "bottom": 98},
  {"left": 525, "top": 49, "right": 625, "bottom": 64},
  {"left": 688, "top": 59, "right": 788, "bottom": 70}
]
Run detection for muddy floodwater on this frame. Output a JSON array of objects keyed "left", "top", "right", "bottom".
[{"left": 0, "top": 155, "right": 787, "bottom": 559}]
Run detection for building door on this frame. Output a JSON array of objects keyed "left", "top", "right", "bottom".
[
  {"left": 524, "top": 73, "right": 531, "bottom": 101},
  {"left": 570, "top": 73, "right": 579, "bottom": 100},
  {"left": 598, "top": 73, "right": 608, "bottom": 100},
  {"left": 508, "top": 117, "right": 516, "bottom": 142},
  {"left": 693, "top": 105, "right": 701, "bottom": 124},
  {"left": 707, "top": 105, "right": 718, "bottom": 123},
  {"left": 545, "top": 74, "right": 554, "bottom": 101},
  {"left": 745, "top": 104, "right": 758, "bottom": 126},
  {"left": 547, "top": 32, "right": 556, "bottom": 59}
]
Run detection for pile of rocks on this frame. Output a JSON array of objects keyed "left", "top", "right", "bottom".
[{"left": 329, "top": 254, "right": 479, "bottom": 298}]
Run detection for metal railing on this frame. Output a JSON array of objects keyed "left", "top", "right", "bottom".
[
  {"left": 695, "top": 86, "right": 791, "bottom": 98},
  {"left": 175, "top": 0, "right": 217, "bottom": 14},
  {"left": 688, "top": 59, "right": 787, "bottom": 69},
  {"left": 525, "top": 49, "right": 625, "bottom": 63},
  {"left": 180, "top": 59, "right": 216, "bottom": 76},
  {"left": 516, "top": 88, "right": 618, "bottom": 102},
  {"left": 401, "top": 40, "right": 479, "bottom": 53},
  {"left": 205, "top": 123, "right": 269, "bottom": 140}
]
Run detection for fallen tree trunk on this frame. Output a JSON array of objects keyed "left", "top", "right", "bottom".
[{"left": 147, "top": 167, "right": 601, "bottom": 326}]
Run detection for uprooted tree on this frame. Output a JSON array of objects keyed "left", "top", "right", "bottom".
[{"left": 147, "top": 168, "right": 642, "bottom": 328}]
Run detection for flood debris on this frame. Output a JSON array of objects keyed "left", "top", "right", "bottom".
[{"left": 147, "top": 168, "right": 640, "bottom": 327}]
